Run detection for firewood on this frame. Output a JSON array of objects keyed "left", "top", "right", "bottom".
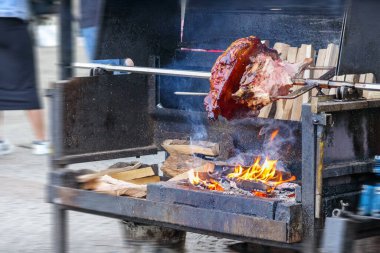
[
  {"left": 76, "top": 162, "right": 142, "bottom": 183},
  {"left": 95, "top": 175, "right": 147, "bottom": 197},
  {"left": 162, "top": 139, "right": 219, "bottom": 157},
  {"left": 362, "top": 73, "right": 379, "bottom": 99},
  {"left": 109, "top": 167, "right": 155, "bottom": 181},
  {"left": 126, "top": 176, "right": 160, "bottom": 185},
  {"left": 290, "top": 44, "right": 309, "bottom": 121},
  {"left": 169, "top": 163, "right": 215, "bottom": 182},
  {"left": 161, "top": 153, "right": 209, "bottom": 177}
]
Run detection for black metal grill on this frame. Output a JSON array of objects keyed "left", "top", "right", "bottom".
[{"left": 50, "top": 0, "right": 380, "bottom": 252}]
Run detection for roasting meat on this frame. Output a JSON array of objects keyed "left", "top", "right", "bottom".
[{"left": 204, "top": 36, "right": 312, "bottom": 120}]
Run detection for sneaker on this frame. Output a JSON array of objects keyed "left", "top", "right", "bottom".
[
  {"left": 124, "top": 58, "right": 134, "bottom": 67},
  {"left": 32, "top": 141, "right": 50, "bottom": 155},
  {"left": 0, "top": 140, "right": 14, "bottom": 156}
]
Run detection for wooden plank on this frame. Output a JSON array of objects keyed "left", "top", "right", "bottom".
[
  {"left": 290, "top": 44, "right": 308, "bottom": 121},
  {"left": 363, "top": 73, "right": 379, "bottom": 99},
  {"left": 110, "top": 167, "right": 155, "bottom": 181},
  {"left": 302, "top": 45, "right": 315, "bottom": 103},
  {"left": 161, "top": 139, "right": 220, "bottom": 157},
  {"left": 313, "top": 49, "right": 326, "bottom": 79},
  {"left": 127, "top": 176, "right": 161, "bottom": 185},
  {"left": 273, "top": 42, "right": 290, "bottom": 60},
  {"left": 287, "top": 47, "right": 298, "bottom": 64},
  {"left": 312, "top": 48, "right": 327, "bottom": 96},
  {"left": 345, "top": 74, "right": 359, "bottom": 83},
  {"left": 324, "top": 44, "right": 339, "bottom": 95},
  {"left": 280, "top": 47, "right": 299, "bottom": 120},
  {"left": 77, "top": 162, "right": 142, "bottom": 183}
]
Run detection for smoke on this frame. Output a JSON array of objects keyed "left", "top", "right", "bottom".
[{"left": 226, "top": 119, "right": 299, "bottom": 172}]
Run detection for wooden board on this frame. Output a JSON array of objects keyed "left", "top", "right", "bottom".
[
  {"left": 302, "top": 45, "right": 315, "bottom": 103},
  {"left": 362, "top": 73, "right": 379, "bottom": 98},
  {"left": 324, "top": 44, "right": 339, "bottom": 95},
  {"left": 110, "top": 167, "right": 155, "bottom": 181},
  {"left": 126, "top": 176, "right": 160, "bottom": 185},
  {"left": 161, "top": 139, "right": 219, "bottom": 157},
  {"left": 290, "top": 44, "right": 308, "bottom": 121},
  {"left": 77, "top": 162, "right": 142, "bottom": 183}
]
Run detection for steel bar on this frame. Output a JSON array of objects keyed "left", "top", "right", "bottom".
[
  {"left": 59, "top": 0, "right": 73, "bottom": 79},
  {"left": 174, "top": 91, "right": 208, "bottom": 96},
  {"left": 73, "top": 63, "right": 211, "bottom": 79}
]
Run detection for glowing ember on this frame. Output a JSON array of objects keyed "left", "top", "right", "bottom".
[
  {"left": 188, "top": 169, "right": 224, "bottom": 192},
  {"left": 187, "top": 130, "right": 296, "bottom": 197}
]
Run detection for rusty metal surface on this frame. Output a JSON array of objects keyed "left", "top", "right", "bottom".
[
  {"left": 48, "top": 185, "right": 295, "bottom": 243},
  {"left": 59, "top": 75, "right": 156, "bottom": 159},
  {"left": 147, "top": 181, "right": 279, "bottom": 219}
]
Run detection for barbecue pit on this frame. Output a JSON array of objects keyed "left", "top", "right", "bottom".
[{"left": 49, "top": 0, "right": 380, "bottom": 252}]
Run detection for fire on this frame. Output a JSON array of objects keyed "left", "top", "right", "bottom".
[
  {"left": 270, "top": 129, "right": 279, "bottom": 141},
  {"left": 188, "top": 169, "right": 224, "bottom": 192},
  {"left": 227, "top": 156, "right": 296, "bottom": 192}
]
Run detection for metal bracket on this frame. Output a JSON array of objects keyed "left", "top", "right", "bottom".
[{"left": 312, "top": 113, "right": 333, "bottom": 126}]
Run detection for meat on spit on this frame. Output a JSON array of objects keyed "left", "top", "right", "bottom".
[{"left": 204, "top": 36, "right": 313, "bottom": 120}]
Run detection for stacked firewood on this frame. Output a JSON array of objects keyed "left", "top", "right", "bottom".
[
  {"left": 77, "top": 162, "right": 159, "bottom": 198},
  {"left": 160, "top": 139, "right": 219, "bottom": 178}
]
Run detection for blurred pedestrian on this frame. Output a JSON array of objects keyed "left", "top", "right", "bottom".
[
  {"left": 0, "top": 0, "right": 49, "bottom": 155},
  {"left": 80, "top": 0, "right": 134, "bottom": 67}
]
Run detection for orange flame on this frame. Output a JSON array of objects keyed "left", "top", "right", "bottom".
[
  {"left": 227, "top": 156, "right": 296, "bottom": 193},
  {"left": 270, "top": 129, "right": 279, "bottom": 141},
  {"left": 188, "top": 169, "right": 224, "bottom": 192}
]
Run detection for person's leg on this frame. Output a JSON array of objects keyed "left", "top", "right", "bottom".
[
  {"left": 0, "top": 111, "right": 3, "bottom": 140},
  {"left": 0, "top": 111, "right": 14, "bottom": 155},
  {"left": 26, "top": 109, "right": 45, "bottom": 141}
]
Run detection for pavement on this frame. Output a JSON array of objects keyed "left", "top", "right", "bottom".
[{"left": 0, "top": 29, "right": 240, "bottom": 253}]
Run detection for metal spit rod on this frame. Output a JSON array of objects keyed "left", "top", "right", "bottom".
[
  {"left": 73, "top": 63, "right": 380, "bottom": 97},
  {"left": 73, "top": 62, "right": 211, "bottom": 79},
  {"left": 73, "top": 63, "right": 333, "bottom": 80}
]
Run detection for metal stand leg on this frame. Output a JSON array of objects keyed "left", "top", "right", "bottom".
[
  {"left": 53, "top": 206, "right": 67, "bottom": 253},
  {"left": 320, "top": 217, "right": 356, "bottom": 253}
]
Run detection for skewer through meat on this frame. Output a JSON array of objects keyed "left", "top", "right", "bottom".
[{"left": 204, "top": 36, "right": 312, "bottom": 120}]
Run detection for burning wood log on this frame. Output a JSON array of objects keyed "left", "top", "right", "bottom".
[
  {"left": 162, "top": 139, "right": 220, "bottom": 157},
  {"left": 232, "top": 178, "right": 271, "bottom": 192}
]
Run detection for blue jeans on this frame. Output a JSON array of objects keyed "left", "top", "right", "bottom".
[{"left": 81, "top": 26, "right": 124, "bottom": 66}]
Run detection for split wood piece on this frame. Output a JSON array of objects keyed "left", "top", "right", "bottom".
[
  {"left": 361, "top": 73, "right": 378, "bottom": 99},
  {"left": 290, "top": 44, "right": 308, "bottom": 121},
  {"left": 162, "top": 139, "right": 220, "bottom": 157},
  {"left": 94, "top": 175, "right": 147, "bottom": 198},
  {"left": 169, "top": 162, "right": 215, "bottom": 182},
  {"left": 110, "top": 167, "right": 155, "bottom": 181},
  {"left": 161, "top": 153, "right": 210, "bottom": 178},
  {"left": 273, "top": 42, "right": 290, "bottom": 120},
  {"left": 280, "top": 47, "right": 298, "bottom": 120},
  {"left": 312, "top": 48, "right": 327, "bottom": 96},
  {"left": 324, "top": 44, "right": 339, "bottom": 95},
  {"left": 233, "top": 178, "right": 271, "bottom": 192},
  {"left": 302, "top": 45, "right": 315, "bottom": 103},
  {"left": 77, "top": 162, "right": 142, "bottom": 183},
  {"left": 126, "top": 176, "right": 161, "bottom": 185}
]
